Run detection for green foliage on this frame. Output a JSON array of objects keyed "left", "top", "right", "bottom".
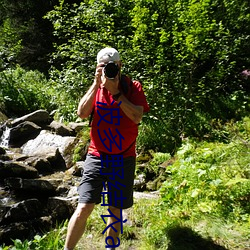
[
  {"left": 0, "top": 0, "right": 57, "bottom": 72},
  {"left": 44, "top": 0, "right": 136, "bottom": 121},
  {"left": 0, "top": 66, "right": 55, "bottom": 116},
  {"left": 160, "top": 117, "right": 250, "bottom": 221},
  {"left": 43, "top": 0, "right": 250, "bottom": 152},
  {"left": 1, "top": 221, "right": 67, "bottom": 250},
  {"left": 0, "top": 18, "right": 23, "bottom": 70},
  {"left": 73, "top": 127, "right": 90, "bottom": 163},
  {"left": 1, "top": 0, "right": 250, "bottom": 151}
]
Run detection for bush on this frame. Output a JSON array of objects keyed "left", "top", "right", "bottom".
[
  {"left": 0, "top": 66, "right": 55, "bottom": 116},
  {"left": 160, "top": 118, "right": 250, "bottom": 221}
]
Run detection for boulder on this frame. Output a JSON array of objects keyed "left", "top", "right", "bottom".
[
  {"left": 0, "top": 147, "right": 6, "bottom": 155},
  {"left": 32, "top": 216, "right": 53, "bottom": 233},
  {"left": 9, "top": 121, "right": 41, "bottom": 147},
  {"left": 0, "top": 222, "right": 32, "bottom": 245},
  {"left": 47, "top": 197, "right": 76, "bottom": 221},
  {"left": 25, "top": 156, "right": 53, "bottom": 174},
  {"left": 0, "top": 161, "right": 38, "bottom": 179},
  {"left": 1, "top": 199, "right": 42, "bottom": 224},
  {"left": 49, "top": 120, "right": 74, "bottom": 136},
  {"left": 68, "top": 121, "right": 88, "bottom": 133},
  {"left": 21, "top": 130, "right": 77, "bottom": 168},
  {"left": 11, "top": 109, "right": 51, "bottom": 127},
  {"left": 4, "top": 178, "right": 59, "bottom": 196},
  {"left": 134, "top": 173, "right": 146, "bottom": 191}
]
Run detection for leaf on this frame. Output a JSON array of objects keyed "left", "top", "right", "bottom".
[
  {"left": 198, "top": 202, "right": 213, "bottom": 213},
  {"left": 225, "top": 178, "right": 249, "bottom": 186},
  {"left": 191, "top": 188, "right": 200, "bottom": 198}
]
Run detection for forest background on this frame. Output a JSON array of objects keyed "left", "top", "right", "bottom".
[
  {"left": 0, "top": 0, "right": 249, "bottom": 153},
  {"left": 0, "top": 0, "right": 249, "bottom": 249}
]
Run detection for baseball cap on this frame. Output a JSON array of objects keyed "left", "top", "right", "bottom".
[{"left": 97, "top": 47, "right": 120, "bottom": 63}]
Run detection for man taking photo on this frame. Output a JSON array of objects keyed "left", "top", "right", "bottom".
[{"left": 64, "top": 47, "right": 149, "bottom": 250}]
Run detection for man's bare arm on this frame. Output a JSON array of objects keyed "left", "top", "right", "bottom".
[
  {"left": 77, "top": 64, "right": 103, "bottom": 119},
  {"left": 117, "top": 95, "right": 143, "bottom": 124},
  {"left": 77, "top": 80, "right": 99, "bottom": 119}
]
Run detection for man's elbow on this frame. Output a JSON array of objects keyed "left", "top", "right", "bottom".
[
  {"left": 77, "top": 109, "right": 89, "bottom": 119},
  {"left": 133, "top": 113, "right": 143, "bottom": 124}
]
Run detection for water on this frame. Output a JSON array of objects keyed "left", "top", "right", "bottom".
[{"left": 0, "top": 126, "right": 10, "bottom": 148}]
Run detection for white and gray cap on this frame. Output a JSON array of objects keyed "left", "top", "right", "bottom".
[{"left": 97, "top": 47, "right": 120, "bottom": 63}]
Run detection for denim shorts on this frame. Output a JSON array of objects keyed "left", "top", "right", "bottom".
[{"left": 77, "top": 154, "right": 136, "bottom": 209}]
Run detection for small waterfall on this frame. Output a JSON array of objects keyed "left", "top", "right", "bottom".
[{"left": 0, "top": 126, "right": 11, "bottom": 148}]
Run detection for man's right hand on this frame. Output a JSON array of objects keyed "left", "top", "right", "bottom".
[{"left": 95, "top": 63, "right": 105, "bottom": 87}]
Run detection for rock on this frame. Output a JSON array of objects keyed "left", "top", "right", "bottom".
[
  {"left": 47, "top": 197, "right": 76, "bottom": 221},
  {"left": 49, "top": 121, "right": 74, "bottom": 136},
  {"left": 67, "top": 186, "right": 78, "bottom": 198},
  {"left": 134, "top": 191, "right": 159, "bottom": 200},
  {"left": 4, "top": 178, "right": 58, "bottom": 196},
  {"left": 66, "top": 161, "right": 84, "bottom": 177},
  {"left": 68, "top": 121, "right": 88, "bottom": 133},
  {"left": 9, "top": 121, "right": 41, "bottom": 147},
  {"left": 0, "top": 206, "right": 9, "bottom": 224},
  {"left": 0, "top": 147, "right": 6, "bottom": 155},
  {"left": 0, "top": 222, "right": 32, "bottom": 245},
  {"left": 21, "top": 130, "right": 77, "bottom": 168},
  {"left": 1, "top": 199, "right": 42, "bottom": 224},
  {"left": 0, "top": 110, "right": 87, "bottom": 245},
  {"left": 22, "top": 142, "right": 66, "bottom": 170},
  {"left": 45, "top": 148, "right": 66, "bottom": 170},
  {"left": 134, "top": 173, "right": 146, "bottom": 191},
  {"left": 32, "top": 216, "right": 53, "bottom": 233},
  {"left": 0, "top": 161, "right": 38, "bottom": 179},
  {"left": 25, "top": 156, "right": 53, "bottom": 174},
  {"left": 11, "top": 109, "right": 51, "bottom": 127}
]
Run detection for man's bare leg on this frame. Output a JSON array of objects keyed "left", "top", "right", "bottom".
[
  {"left": 106, "top": 206, "right": 122, "bottom": 248},
  {"left": 64, "top": 203, "right": 95, "bottom": 250}
]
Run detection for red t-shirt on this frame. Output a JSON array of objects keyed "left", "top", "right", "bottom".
[{"left": 88, "top": 76, "right": 150, "bottom": 157}]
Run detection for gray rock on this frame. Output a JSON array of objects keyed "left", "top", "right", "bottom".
[
  {"left": 47, "top": 197, "right": 76, "bottom": 221},
  {"left": 25, "top": 156, "right": 53, "bottom": 174},
  {"left": 0, "top": 161, "right": 38, "bottom": 179},
  {"left": 0, "top": 222, "right": 32, "bottom": 245},
  {"left": 1, "top": 199, "right": 42, "bottom": 224},
  {"left": 68, "top": 121, "right": 88, "bottom": 133},
  {"left": 0, "top": 147, "right": 6, "bottom": 155},
  {"left": 49, "top": 120, "right": 74, "bottom": 136},
  {"left": 134, "top": 173, "right": 146, "bottom": 191},
  {"left": 21, "top": 130, "right": 77, "bottom": 168},
  {"left": 11, "top": 109, "right": 51, "bottom": 127},
  {"left": 9, "top": 121, "right": 41, "bottom": 147},
  {"left": 4, "top": 178, "right": 58, "bottom": 195}
]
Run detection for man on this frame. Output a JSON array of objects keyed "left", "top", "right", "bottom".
[{"left": 64, "top": 47, "right": 149, "bottom": 250}]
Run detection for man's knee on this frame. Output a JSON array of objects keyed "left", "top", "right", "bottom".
[{"left": 74, "top": 203, "right": 95, "bottom": 219}]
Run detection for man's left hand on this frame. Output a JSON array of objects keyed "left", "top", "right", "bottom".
[{"left": 102, "top": 74, "right": 120, "bottom": 95}]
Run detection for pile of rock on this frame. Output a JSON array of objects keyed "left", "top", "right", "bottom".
[
  {"left": 0, "top": 109, "right": 162, "bottom": 245},
  {"left": 0, "top": 110, "right": 88, "bottom": 245}
]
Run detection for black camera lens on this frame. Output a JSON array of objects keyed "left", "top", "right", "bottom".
[{"left": 104, "top": 62, "right": 119, "bottom": 79}]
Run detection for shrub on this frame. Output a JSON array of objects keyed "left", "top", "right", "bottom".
[{"left": 0, "top": 66, "right": 55, "bottom": 116}]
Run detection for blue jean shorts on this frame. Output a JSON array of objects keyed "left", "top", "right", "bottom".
[{"left": 77, "top": 154, "right": 136, "bottom": 209}]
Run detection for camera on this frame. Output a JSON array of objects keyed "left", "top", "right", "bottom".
[{"left": 103, "top": 61, "right": 119, "bottom": 79}]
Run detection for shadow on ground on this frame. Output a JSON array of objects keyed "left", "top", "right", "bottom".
[{"left": 166, "top": 226, "right": 228, "bottom": 250}]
